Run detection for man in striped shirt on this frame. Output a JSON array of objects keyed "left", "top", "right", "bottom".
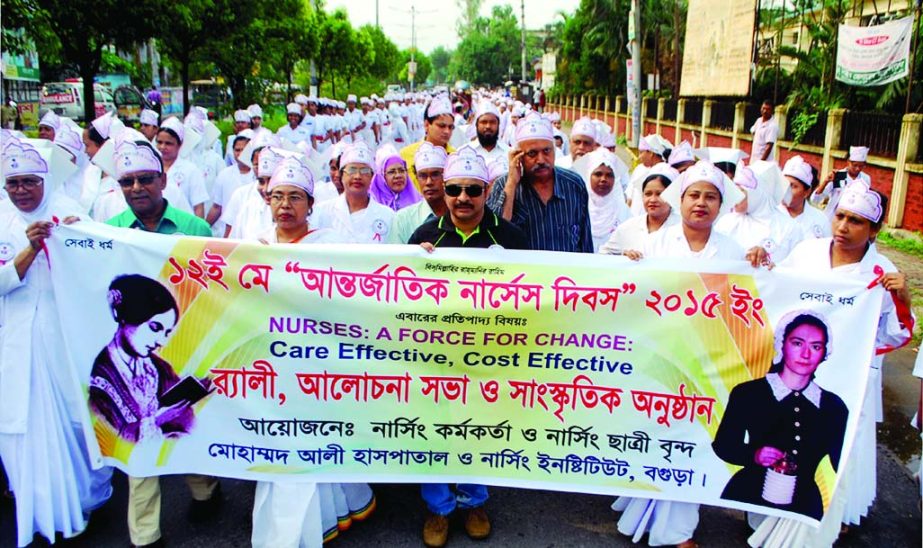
[{"left": 486, "top": 113, "right": 593, "bottom": 253}]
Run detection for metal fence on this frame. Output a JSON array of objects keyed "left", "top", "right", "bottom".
[
  {"left": 840, "top": 110, "right": 902, "bottom": 158},
  {"left": 684, "top": 99, "right": 703, "bottom": 125},
  {"left": 662, "top": 99, "right": 677, "bottom": 121},
  {"left": 710, "top": 101, "right": 736, "bottom": 131}
]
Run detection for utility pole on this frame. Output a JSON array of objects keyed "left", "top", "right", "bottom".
[
  {"left": 629, "top": 0, "right": 641, "bottom": 147},
  {"left": 410, "top": 5, "right": 416, "bottom": 92},
  {"left": 520, "top": 0, "right": 527, "bottom": 82},
  {"left": 376, "top": 0, "right": 380, "bottom": 27}
]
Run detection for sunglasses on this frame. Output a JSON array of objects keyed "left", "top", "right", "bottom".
[
  {"left": 117, "top": 174, "right": 161, "bottom": 188},
  {"left": 444, "top": 183, "right": 485, "bottom": 198}
]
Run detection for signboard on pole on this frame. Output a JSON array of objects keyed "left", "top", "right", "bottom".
[{"left": 835, "top": 17, "right": 912, "bottom": 87}]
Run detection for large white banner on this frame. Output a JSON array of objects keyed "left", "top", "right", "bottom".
[
  {"left": 48, "top": 223, "right": 887, "bottom": 525},
  {"left": 836, "top": 17, "right": 913, "bottom": 87}
]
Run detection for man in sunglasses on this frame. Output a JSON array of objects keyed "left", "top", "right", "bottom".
[
  {"left": 407, "top": 146, "right": 526, "bottom": 548},
  {"left": 486, "top": 113, "right": 593, "bottom": 253},
  {"left": 107, "top": 132, "right": 212, "bottom": 237},
  {"left": 410, "top": 146, "right": 528, "bottom": 251}
]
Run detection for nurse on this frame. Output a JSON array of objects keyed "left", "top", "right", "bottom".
[
  {"left": 0, "top": 135, "right": 112, "bottom": 546},
  {"left": 617, "top": 161, "right": 769, "bottom": 547},
  {"left": 251, "top": 156, "right": 374, "bottom": 548},
  {"left": 715, "top": 162, "right": 803, "bottom": 263},
  {"left": 779, "top": 155, "right": 830, "bottom": 240},
  {"left": 155, "top": 117, "right": 209, "bottom": 218},
  {"left": 750, "top": 180, "right": 913, "bottom": 547},
  {"left": 573, "top": 147, "right": 631, "bottom": 252},
  {"left": 599, "top": 163, "right": 680, "bottom": 255},
  {"left": 312, "top": 142, "right": 394, "bottom": 244}
]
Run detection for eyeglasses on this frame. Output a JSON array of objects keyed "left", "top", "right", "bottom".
[
  {"left": 343, "top": 166, "right": 373, "bottom": 177},
  {"left": 269, "top": 193, "right": 307, "bottom": 205},
  {"left": 523, "top": 147, "right": 554, "bottom": 159},
  {"left": 385, "top": 167, "right": 407, "bottom": 177},
  {"left": 4, "top": 178, "right": 43, "bottom": 191},
  {"left": 417, "top": 170, "right": 444, "bottom": 181},
  {"left": 444, "top": 183, "right": 486, "bottom": 198},
  {"left": 117, "top": 174, "right": 161, "bottom": 188}
]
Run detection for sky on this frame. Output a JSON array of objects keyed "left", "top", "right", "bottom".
[{"left": 324, "top": 0, "right": 580, "bottom": 53}]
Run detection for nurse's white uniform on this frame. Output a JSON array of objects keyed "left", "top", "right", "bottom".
[
  {"left": 613, "top": 223, "right": 744, "bottom": 546},
  {"left": 312, "top": 194, "right": 395, "bottom": 244},
  {"left": 747, "top": 238, "right": 914, "bottom": 548},
  {"left": 0, "top": 192, "right": 113, "bottom": 546},
  {"left": 249, "top": 227, "right": 375, "bottom": 548},
  {"left": 599, "top": 211, "right": 679, "bottom": 255},
  {"left": 777, "top": 202, "right": 831, "bottom": 240}
]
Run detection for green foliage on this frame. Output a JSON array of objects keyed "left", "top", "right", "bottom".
[
  {"left": 878, "top": 230, "right": 923, "bottom": 259},
  {"left": 399, "top": 49, "right": 432, "bottom": 86},
  {"left": 787, "top": 110, "right": 819, "bottom": 148},
  {"left": 362, "top": 25, "right": 401, "bottom": 83},
  {"left": 430, "top": 46, "right": 453, "bottom": 85},
  {"left": 449, "top": 5, "right": 522, "bottom": 86}
]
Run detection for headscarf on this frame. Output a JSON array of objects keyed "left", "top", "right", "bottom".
[
  {"left": 573, "top": 148, "right": 630, "bottom": 245},
  {"left": 370, "top": 149, "right": 421, "bottom": 211},
  {"left": 1, "top": 135, "right": 82, "bottom": 223}
]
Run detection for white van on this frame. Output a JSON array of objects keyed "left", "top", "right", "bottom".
[{"left": 40, "top": 81, "right": 115, "bottom": 122}]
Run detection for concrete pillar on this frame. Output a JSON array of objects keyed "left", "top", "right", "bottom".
[
  {"left": 733, "top": 102, "right": 747, "bottom": 150},
  {"left": 579, "top": 94, "right": 586, "bottom": 117},
  {"left": 615, "top": 96, "right": 624, "bottom": 139},
  {"left": 822, "top": 108, "right": 846, "bottom": 176},
  {"left": 604, "top": 96, "right": 611, "bottom": 128},
  {"left": 888, "top": 113, "right": 923, "bottom": 227},
  {"left": 676, "top": 99, "right": 686, "bottom": 144},
  {"left": 774, "top": 104, "right": 788, "bottom": 144},
  {"left": 641, "top": 97, "right": 650, "bottom": 137},
  {"left": 656, "top": 98, "right": 665, "bottom": 135},
  {"left": 701, "top": 100, "right": 714, "bottom": 148}
]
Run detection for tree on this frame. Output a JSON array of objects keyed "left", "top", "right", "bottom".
[
  {"left": 399, "top": 48, "right": 432, "bottom": 86},
  {"left": 361, "top": 25, "right": 401, "bottom": 83},
  {"left": 449, "top": 5, "right": 521, "bottom": 86},
  {"left": 157, "top": 0, "right": 242, "bottom": 115},
  {"left": 430, "top": 46, "right": 452, "bottom": 84},
  {"left": 263, "top": 2, "right": 319, "bottom": 102},
  {"left": 7, "top": 0, "right": 163, "bottom": 121},
  {"left": 455, "top": 0, "right": 484, "bottom": 36},
  {"left": 314, "top": 9, "right": 357, "bottom": 96}
]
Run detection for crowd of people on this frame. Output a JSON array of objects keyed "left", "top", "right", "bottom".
[{"left": 0, "top": 83, "right": 918, "bottom": 548}]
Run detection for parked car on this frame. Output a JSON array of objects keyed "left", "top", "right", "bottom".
[
  {"left": 113, "top": 85, "right": 152, "bottom": 125},
  {"left": 39, "top": 81, "right": 115, "bottom": 122}
]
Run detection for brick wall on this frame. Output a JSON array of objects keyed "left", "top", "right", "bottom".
[{"left": 552, "top": 105, "right": 923, "bottom": 232}]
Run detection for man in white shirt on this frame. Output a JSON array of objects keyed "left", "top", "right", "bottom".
[
  {"left": 209, "top": 129, "right": 255, "bottom": 236},
  {"left": 556, "top": 117, "right": 598, "bottom": 169},
  {"left": 750, "top": 100, "right": 779, "bottom": 162},
  {"left": 467, "top": 102, "right": 507, "bottom": 165},
  {"left": 811, "top": 145, "right": 871, "bottom": 217}
]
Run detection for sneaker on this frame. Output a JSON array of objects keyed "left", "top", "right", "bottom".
[
  {"left": 423, "top": 512, "right": 449, "bottom": 547},
  {"left": 463, "top": 507, "right": 490, "bottom": 540},
  {"left": 187, "top": 484, "right": 223, "bottom": 523}
]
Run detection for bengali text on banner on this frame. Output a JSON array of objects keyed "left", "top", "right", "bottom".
[{"left": 48, "top": 223, "right": 885, "bottom": 525}]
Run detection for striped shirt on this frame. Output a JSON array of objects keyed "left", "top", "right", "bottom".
[{"left": 486, "top": 167, "right": 593, "bottom": 253}]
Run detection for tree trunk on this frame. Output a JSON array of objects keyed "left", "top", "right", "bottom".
[
  {"left": 80, "top": 47, "right": 102, "bottom": 123},
  {"left": 673, "top": 0, "right": 681, "bottom": 96},
  {"left": 80, "top": 63, "right": 97, "bottom": 123},
  {"left": 287, "top": 67, "right": 293, "bottom": 102}
]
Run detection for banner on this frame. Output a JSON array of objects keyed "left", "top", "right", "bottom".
[
  {"left": 48, "top": 224, "right": 884, "bottom": 525},
  {"left": 836, "top": 17, "right": 913, "bottom": 87},
  {"left": 680, "top": 0, "right": 757, "bottom": 96}
]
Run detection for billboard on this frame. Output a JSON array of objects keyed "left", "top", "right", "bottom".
[{"left": 680, "top": 0, "right": 757, "bottom": 97}]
